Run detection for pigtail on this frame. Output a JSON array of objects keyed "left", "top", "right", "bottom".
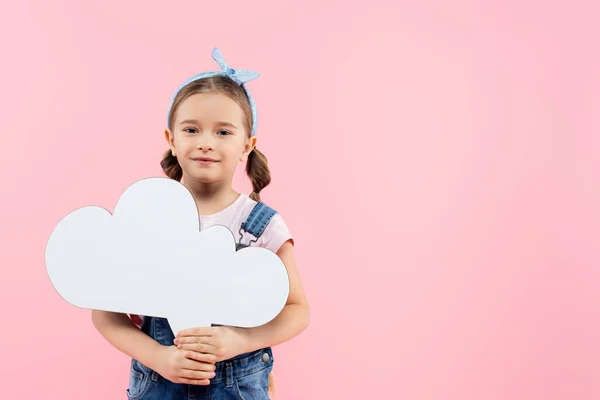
[
  {"left": 268, "top": 372, "right": 276, "bottom": 398},
  {"left": 246, "top": 147, "right": 271, "bottom": 202},
  {"left": 160, "top": 149, "right": 183, "bottom": 181}
]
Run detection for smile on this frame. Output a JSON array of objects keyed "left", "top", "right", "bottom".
[{"left": 192, "top": 157, "right": 219, "bottom": 166}]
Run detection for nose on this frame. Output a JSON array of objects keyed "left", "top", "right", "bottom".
[{"left": 196, "top": 134, "right": 215, "bottom": 152}]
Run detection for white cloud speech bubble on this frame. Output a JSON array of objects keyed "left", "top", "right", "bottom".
[{"left": 44, "top": 178, "right": 290, "bottom": 335}]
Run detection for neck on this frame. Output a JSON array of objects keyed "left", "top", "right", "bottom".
[{"left": 181, "top": 175, "right": 240, "bottom": 216}]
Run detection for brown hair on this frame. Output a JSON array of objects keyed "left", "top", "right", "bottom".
[{"left": 160, "top": 75, "right": 271, "bottom": 202}]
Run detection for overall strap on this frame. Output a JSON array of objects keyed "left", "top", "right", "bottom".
[
  {"left": 237, "top": 202, "right": 278, "bottom": 249},
  {"left": 241, "top": 202, "right": 278, "bottom": 239}
]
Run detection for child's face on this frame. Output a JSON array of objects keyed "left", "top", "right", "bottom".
[{"left": 165, "top": 92, "right": 256, "bottom": 185}]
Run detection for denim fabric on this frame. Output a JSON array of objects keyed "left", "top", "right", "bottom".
[
  {"left": 126, "top": 317, "right": 274, "bottom": 400},
  {"left": 240, "top": 203, "right": 278, "bottom": 239},
  {"left": 237, "top": 203, "right": 278, "bottom": 250}
]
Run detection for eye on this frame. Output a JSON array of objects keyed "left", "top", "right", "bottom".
[
  {"left": 217, "top": 130, "right": 232, "bottom": 136},
  {"left": 184, "top": 127, "right": 198, "bottom": 134}
]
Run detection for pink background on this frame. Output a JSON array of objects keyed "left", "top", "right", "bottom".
[{"left": 1, "top": 0, "right": 599, "bottom": 399}]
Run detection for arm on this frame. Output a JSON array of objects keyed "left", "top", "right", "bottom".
[
  {"left": 91, "top": 310, "right": 164, "bottom": 370},
  {"left": 238, "top": 240, "right": 310, "bottom": 352},
  {"left": 93, "top": 311, "right": 216, "bottom": 385}
]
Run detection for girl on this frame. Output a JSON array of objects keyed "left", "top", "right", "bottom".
[{"left": 92, "top": 47, "right": 310, "bottom": 399}]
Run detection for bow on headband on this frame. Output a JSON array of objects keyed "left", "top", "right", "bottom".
[
  {"left": 168, "top": 47, "right": 260, "bottom": 136},
  {"left": 212, "top": 48, "right": 260, "bottom": 85}
]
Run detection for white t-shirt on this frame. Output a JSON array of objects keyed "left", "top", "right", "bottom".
[{"left": 199, "top": 193, "right": 293, "bottom": 254}]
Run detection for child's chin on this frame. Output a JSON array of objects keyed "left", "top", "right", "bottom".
[{"left": 190, "top": 173, "right": 220, "bottom": 184}]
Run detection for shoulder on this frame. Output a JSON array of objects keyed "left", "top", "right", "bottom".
[
  {"left": 238, "top": 194, "right": 284, "bottom": 227},
  {"left": 240, "top": 196, "right": 294, "bottom": 253},
  {"left": 259, "top": 212, "right": 294, "bottom": 254}
]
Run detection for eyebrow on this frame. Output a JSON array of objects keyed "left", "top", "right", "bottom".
[{"left": 178, "top": 119, "right": 239, "bottom": 129}]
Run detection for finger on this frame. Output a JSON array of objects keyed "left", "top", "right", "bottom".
[
  {"left": 184, "top": 358, "right": 217, "bottom": 373},
  {"left": 179, "top": 368, "right": 216, "bottom": 381},
  {"left": 177, "top": 327, "right": 215, "bottom": 337},
  {"left": 175, "top": 377, "right": 211, "bottom": 386},
  {"left": 175, "top": 336, "right": 217, "bottom": 347},
  {"left": 174, "top": 336, "right": 205, "bottom": 345},
  {"left": 178, "top": 343, "right": 217, "bottom": 354},
  {"left": 183, "top": 350, "right": 218, "bottom": 365}
]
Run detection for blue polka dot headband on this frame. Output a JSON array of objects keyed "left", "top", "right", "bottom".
[{"left": 167, "top": 47, "right": 260, "bottom": 136}]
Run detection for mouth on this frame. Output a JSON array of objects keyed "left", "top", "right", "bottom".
[{"left": 192, "top": 157, "right": 219, "bottom": 166}]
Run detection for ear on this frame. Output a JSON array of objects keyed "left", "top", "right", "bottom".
[
  {"left": 164, "top": 128, "right": 176, "bottom": 156},
  {"left": 240, "top": 136, "right": 257, "bottom": 162}
]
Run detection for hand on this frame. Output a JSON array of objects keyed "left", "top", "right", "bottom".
[
  {"left": 154, "top": 345, "right": 217, "bottom": 385},
  {"left": 174, "top": 326, "right": 250, "bottom": 363}
]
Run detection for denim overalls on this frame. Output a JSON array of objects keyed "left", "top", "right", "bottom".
[{"left": 126, "top": 202, "right": 279, "bottom": 400}]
